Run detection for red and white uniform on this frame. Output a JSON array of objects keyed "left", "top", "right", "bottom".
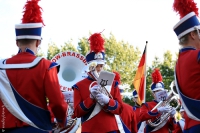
[
  {"left": 175, "top": 47, "right": 200, "bottom": 131},
  {"left": 133, "top": 105, "right": 146, "bottom": 133},
  {"left": 119, "top": 102, "right": 137, "bottom": 133},
  {"left": 72, "top": 74, "right": 123, "bottom": 133},
  {"left": 0, "top": 49, "right": 67, "bottom": 129},
  {"left": 140, "top": 100, "right": 176, "bottom": 133}
]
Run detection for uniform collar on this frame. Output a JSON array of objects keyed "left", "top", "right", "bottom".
[
  {"left": 87, "top": 76, "right": 95, "bottom": 81},
  {"left": 153, "top": 100, "right": 159, "bottom": 103},
  {"left": 18, "top": 48, "right": 35, "bottom": 55},
  {"left": 134, "top": 105, "right": 140, "bottom": 108},
  {"left": 179, "top": 46, "right": 196, "bottom": 53},
  {"left": 87, "top": 71, "right": 98, "bottom": 81}
]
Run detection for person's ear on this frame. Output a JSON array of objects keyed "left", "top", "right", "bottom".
[
  {"left": 16, "top": 41, "right": 19, "bottom": 46},
  {"left": 190, "top": 31, "right": 196, "bottom": 40},
  {"left": 36, "top": 40, "right": 41, "bottom": 47}
]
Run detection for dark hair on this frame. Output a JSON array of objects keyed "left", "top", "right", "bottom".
[{"left": 17, "top": 39, "right": 37, "bottom": 45}]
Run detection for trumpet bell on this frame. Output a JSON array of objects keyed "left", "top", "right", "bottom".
[
  {"left": 51, "top": 51, "right": 88, "bottom": 133},
  {"left": 51, "top": 51, "right": 88, "bottom": 91}
]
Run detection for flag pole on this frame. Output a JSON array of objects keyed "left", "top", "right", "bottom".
[{"left": 143, "top": 41, "right": 148, "bottom": 103}]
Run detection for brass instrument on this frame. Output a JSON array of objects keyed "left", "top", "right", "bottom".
[
  {"left": 147, "top": 86, "right": 180, "bottom": 127},
  {"left": 89, "top": 81, "right": 113, "bottom": 111},
  {"left": 88, "top": 71, "right": 113, "bottom": 111},
  {"left": 51, "top": 51, "right": 87, "bottom": 133}
]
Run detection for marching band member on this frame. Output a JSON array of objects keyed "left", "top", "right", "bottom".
[
  {"left": 139, "top": 68, "right": 176, "bottom": 133},
  {"left": 173, "top": 0, "right": 200, "bottom": 132},
  {"left": 132, "top": 89, "right": 145, "bottom": 133},
  {"left": 173, "top": 106, "right": 185, "bottom": 133},
  {"left": 72, "top": 32, "right": 123, "bottom": 133},
  {"left": 0, "top": 0, "right": 67, "bottom": 132},
  {"left": 113, "top": 71, "right": 137, "bottom": 133}
]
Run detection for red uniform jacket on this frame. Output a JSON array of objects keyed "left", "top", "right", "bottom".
[
  {"left": 173, "top": 120, "right": 183, "bottom": 133},
  {"left": 133, "top": 105, "right": 142, "bottom": 131},
  {"left": 140, "top": 100, "right": 176, "bottom": 133},
  {"left": 175, "top": 47, "right": 200, "bottom": 130},
  {"left": 73, "top": 76, "right": 123, "bottom": 133},
  {"left": 120, "top": 102, "right": 137, "bottom": 133},
  {"left": 0, "top": 49, "right": 67, "bottom": 128}
]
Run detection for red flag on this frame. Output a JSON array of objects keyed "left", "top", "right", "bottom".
[{"left": 133, "top": 44, "right": 146, "bottom": 105}]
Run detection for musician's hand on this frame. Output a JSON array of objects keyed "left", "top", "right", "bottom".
[
  {"left": 170, "top": 107, "right": 176, "bottom": 117},
  {"left": 90, "top": 85, "right": 99, "bottom": 99},
  {"left": 157, "top": 106, "right": 171, "bottom": 113},
  {"left": 96, "top": 93, "right": 110, "bottom": 105}
]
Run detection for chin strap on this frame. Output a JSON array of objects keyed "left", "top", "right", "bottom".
[{"left": 91, "top": 70, "right": 99, "bottom": 81}]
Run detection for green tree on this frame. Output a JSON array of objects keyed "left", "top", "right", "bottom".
[
  {"left": 145, "top": 51, "right": 176, "bottom": 102},
  {"left": 160, "top": 50, "right": 176, "bottom": 91},
  {"left": 36, "top": 48, "right": 45, "bottom": 57},
  {"left": 47, "top": 42, "right": 60, "bottom": 60},
  {"left": 104, "top": 33, "right": 141, "bottom": 86},
  {"left": 123, "top": 97, "right": 134, "bottom": 106},
  {"left": 61, "top": 39, "right": 78, "bottom": 52},
  {"left": 77, "top": 37, "right": 90, "bottom": 56}
]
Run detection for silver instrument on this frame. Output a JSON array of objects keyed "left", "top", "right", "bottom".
[
  {"left": 88, "top": 71, "right": 114, "bottom": 111},
  {"left": 51, "top": 51, "right": 87, "bottom": 133},
  {"left": 147, "top": 84, "right": 180, "bottom": 127}
]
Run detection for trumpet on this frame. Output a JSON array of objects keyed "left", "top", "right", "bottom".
[{"left": 147, "top": 90, "right": 180, "bottom": 127}]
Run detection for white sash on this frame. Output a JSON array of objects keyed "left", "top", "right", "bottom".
[
  {"left": 174, "top": 67, "right": 200, "bottom": 121},
  {"left": 179, "top": 119, "right": 185, "bottom": 131},
  {"left": 0, "top": 70, "right": 39, "bottom": 129},
  {"left": 86, "top": 103, "right": 102, "bottom": 121},
  {"left": 0, "top": 57, "right": 42, "bottom": 69},
  {"left": 115, "top": 115, "right": 125, "bottom": 133},
  {"left": 0, "top": 57, "right": 51, "bottom": 131},
  {"left": 138, "top": 121, "right": 146, "bottom": 133}
]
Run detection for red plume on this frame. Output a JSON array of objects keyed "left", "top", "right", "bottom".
[
  {"left": 22, "top": 0, "right": 45, "bottom": 26},
  {"left": 88, "top": 33, "right": 105, "bottom": 53},
  {"left": 173, "top": 0, "right": 199, "bottom": 19},
  {"left": 151, "top": 68, "right": 162, "bottom": 83},
  {"left": 113, "top": 71, "right": 121, "bottom": 84}
]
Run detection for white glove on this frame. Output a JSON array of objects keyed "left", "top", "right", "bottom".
[
  {"left": 170, "top": 107, "right": 176, "bottom": 117},
  {"left": 90, "top": 85, "right": 99, "bottom": 99},
  {"left": 157, "top": 106, "right": 171, "bottom": 113},
  {"left": 96, "top": 93, "right": 110, "bottom": 105}
]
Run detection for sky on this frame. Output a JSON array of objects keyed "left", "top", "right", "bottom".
[{"left": 0, "top": 0, "right": 200, "bottom": 66}]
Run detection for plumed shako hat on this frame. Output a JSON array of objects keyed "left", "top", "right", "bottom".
[
  {"left": 15, "top": 0, "right": 44, "bottom": 40},
  {"left": 150, "top": 68, "right": 165, "bottom": 92},
  {"left": 86, "top": 32, "right": 105, "bottom": 66},
  {"left": 173, "top": 0, "right": 200, "bottom": 39}
]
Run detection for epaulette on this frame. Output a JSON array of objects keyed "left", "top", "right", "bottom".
[{"left": 49, "top": 62, "right": 60, "bottom": 73}]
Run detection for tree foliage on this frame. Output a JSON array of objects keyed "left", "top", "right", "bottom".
[
  {"left": 104, "top": 33, "right": 141, "bottom": 86},
  {"left": 47, "top": 42, "right": 60, "bottom": 60},
  {"left": 61, "top": 39, "right": 78, "bottom": 53},
  {"left": 36, "top": 48, "right": 45, "bottom": 57},
  {"left": 145, "top": 50, "right": 177, "bottom": 102},
  {"left": 77, "top": 37, "right": 90, "bottom": 56}
]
